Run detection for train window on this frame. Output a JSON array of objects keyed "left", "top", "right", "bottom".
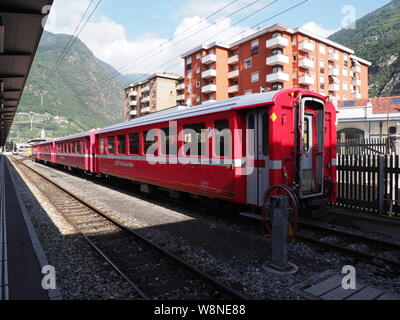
[
  {"left": 303, "top": 118, "right": 310, "bottom": 152},
  {"left": 77, "top": 141, "right": 81, "bottom": 154},
  {"left": 262, "top": 113, "right": 269, "bottom": 156},
  {"left": 118, "top": 134, "right": 126, "bottom": 154},
  {"left": 144, "top": 130, "right": 157, "bottom": 155},
  {"left": 214, "top": 119, "right": 230, "bottom": 157},
  {"left": 108, "top": 136, "right": 115, "bottom": 154},
  {"left": 183, "top": 122, "right": 206, "bottom": 156},
  {"left": 160, "top": 127, "right": 177, "bottom": 155},
  {"left": 129, "top": 132, "right": 139, "bottom": 155},
  {"left": 100, "top": 138, "right": 105, "bottom": 154},
  {"left": 71, "top": 142, "right": 75, "bottom": 154}
]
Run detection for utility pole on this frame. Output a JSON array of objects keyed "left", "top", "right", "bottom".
[{"left": 29, "top": 111, "right": 35, "bottom": 131}]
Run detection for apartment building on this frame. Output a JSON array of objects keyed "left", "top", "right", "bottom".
[
  {"left": 124, "top": 72, "right": 181, "bottom": 120},
  {"left": 181, "top": 24, "right": 371, "bottom": 106}
]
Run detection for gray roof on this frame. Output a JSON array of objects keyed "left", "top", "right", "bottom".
[{"left": 98, "top": 91, "right": 280, "bottom": 134}]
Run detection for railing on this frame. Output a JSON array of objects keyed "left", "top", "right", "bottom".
[{"left": 337, "top": 138, "right": 391, "bottom": 155}]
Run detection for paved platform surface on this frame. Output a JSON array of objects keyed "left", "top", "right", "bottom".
[{"left": 0, "top": 155, "right": 51, "bottom": 300}]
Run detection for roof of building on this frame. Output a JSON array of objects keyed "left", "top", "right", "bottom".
[
  {"left": 181, "top": 23, "right": 371, "bottom": 66},
  {"left": 338, "top": 96, "right": 400, "bottom": 114},
  {"left": 123, "top": 72, "right": 182, "bottom": 90}
]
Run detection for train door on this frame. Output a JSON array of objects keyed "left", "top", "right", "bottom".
[
  {"left": 246, "top": 109, "right": 269, "bottom": 206},
  {"left": 298, "top": 97, "right": 325, "bottom": 198}
]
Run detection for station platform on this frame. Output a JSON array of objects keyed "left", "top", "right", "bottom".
[{"left": 0, "top": 155, "right": 60, "bottom": 300}]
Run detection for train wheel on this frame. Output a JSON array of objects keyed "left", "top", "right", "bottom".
[{"left": 261, "top": 185, "right": 299, "bottom": 241}]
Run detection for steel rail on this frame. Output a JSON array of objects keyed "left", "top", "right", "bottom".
[{"left": 10, "top": 156, "right": 248, "bottom": 300}]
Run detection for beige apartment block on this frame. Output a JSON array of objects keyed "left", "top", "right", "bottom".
[
  {"left": 181, "top": 24, "right": 371, "bottom": 106},
  {"left": 124, "top": 72, "right": 181, "bottom": 120}
]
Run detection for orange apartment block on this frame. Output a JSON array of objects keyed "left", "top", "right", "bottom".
[{"left": 181, "top": 24, "right": 371, "bottom": 106}]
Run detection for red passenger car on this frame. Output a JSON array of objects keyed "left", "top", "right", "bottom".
[
  {"left": 32, "top": 89, "right": 337, "bottom": 231},
  {"left": 32, "top": 140, "right": 54, "bottom": 163},
  {"left": 95, "top": 89, "right": 337, "bottom": 218}
]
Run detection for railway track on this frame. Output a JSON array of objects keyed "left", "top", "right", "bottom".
[
  {"left": 297, "top": 220, "right": 400, "bottom": 272},
  {"left": 9, "top": 157, "right": 248, "bottom": 300}
]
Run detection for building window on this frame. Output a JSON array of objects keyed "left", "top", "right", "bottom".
[
  {"left": 214, "top": 119, "right": 230, "bottom": 157},
  {"left": 319, "top": 44, "right": 326, "bottom": 54},
  {"left": 196, "top": 96, "right": 200, "bottom": 102},
  {"left": 196, "top": 81, "right": 200, "bottom": 88},
  {"left": 320, "top": 75, "right": 325, "bottom": 83},
  {"left": 272, "top": 82, "right": 283, "bottom": 90},
  {"left": 196, "top": 53, "right": 200, "bottom": 59},
  {"left": 186, "top": 57, "right": 192, "bottom": 65},
  {"left": 320, "top": 59, "right": 325, "bottom": 73},
  {"left": 244, "top": 58, "right": 252, "bottom": 69},
  {"left": 251, "top": 71, "right": 259, "bottom": 83},
  {"left": 196, "top": 67, "right": 200, "bottom": 74},
  {"left": 187, "top": 71, "right": 192, "bottom": 79},
  {"left": 292, "top": 69, "right": 297, "bottom": 79},
  {"left": 292, "top": 36, "right": 296, "bottom": 45},
  {"left": 129, "top": 132, "right": 139, "bottom": 155},
  {"left": 293, "top": 54, "right": 297, "bottom": 62},
  {"left": 117, "top": 134, "right": 126, "bottom": 154},
  {"left": 187, "top": 84, "right": 192, "bottom": 94},
  {"left": 107, "top": 136, "right": 115, "bottom": 154},
  {"left": 251, "top": 39, "right": 259, "bottom": 55},
  {"left": 272, "top": 65, "right": 283, "bottom": 73}
]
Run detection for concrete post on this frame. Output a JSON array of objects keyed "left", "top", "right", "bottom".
[{"left": 270, "top": 195, "right": 289, "bottom": 270}]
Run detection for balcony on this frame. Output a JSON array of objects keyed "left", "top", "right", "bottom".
[
  {"left": 352, "top": 78, "right": 361, "bottom": 86},
  {"left": 141, "top": 96, "right": 150, "bottom": 103},
  {"left": 228, "top": 55, "right": 239, "bottom": 64},
  {"left": 328, "top": 68, "right": 339, "bottom": 76},
  {"left": 128, "top": 90, "right": 137, "bottom": 97},
  {"left": 329, "top": 83, "right": 340, "bottom": 91},
  {"left": 328, "top": 52, "right": 340, "bottom": 61},
  {"left": 202, "top": 69, "right": 217, "bottom": 79},
  {"left": 299, "top": 75, "right": 315, "bottom": 85},
  {"left": 201, "top": 84, "right": 217, "bottom": 93},
  {"left": 352, "top": 65, "right": 361, "bottom": 73},
  {"left": 202, "top": 54, "right": 216, "bottom": 64},
  {"left": 129, "top": 110, "right": 137, "bottom": 116},
  {"left": 176, "top": 83, "right": 185, "bottom": 90},
  {"left": 298, "top": 58, "right": 315, "bottom": 69},
  {"left": 228, "top": 84, "right": 239, "bottom": 93},
  {"left": 129, "top": 100, "right": 137, "bottom": 106},
  {"left": 353, "top": 92, "right": 362, "bottom": 99},
  {"left": 266, "top": 54, "right": 289, "bottom": 65},
  {"left": 266, "top": 71, "right": 289, "bottom": 83},
  {"left": 141, "top": 85, "right": 150, "bottom": 93},
  {"left": 298, "top": 41, "right": 315, "bottom": 52},
  {"left": 228, "top": 69, "right": 239, "bottom": 79},
  {"left": 176, "top": 94, "right": 185, "bottom": 101},
  {"left": 266, "top": 36, "right": 289, "bottom": 48},
  {"left": 141, "top": 107, "right": 150, "bottom": 113}
]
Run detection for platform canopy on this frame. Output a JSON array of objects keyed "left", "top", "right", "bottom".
[{"left": 0, "top": 0, "right": 53, "bottom": 146}]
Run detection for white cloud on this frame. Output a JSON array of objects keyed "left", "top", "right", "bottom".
[
  {"left": 301, "top": 22, "right": 339, "bottom": 38},
  {"left": 44, "top": 0, "right": 254, "bottom": 77}
]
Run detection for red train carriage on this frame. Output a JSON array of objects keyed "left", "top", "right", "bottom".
[
  {"left": 94, "top": 89, "right": 337, "bottom": 226},
  {"left": 53, "top": 130, "right": 97, "bottom": 172},
  {"left": 32, "top": 140, "right": 54, "bottom": 163}
]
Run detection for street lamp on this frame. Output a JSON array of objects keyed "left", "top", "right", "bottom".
[{"left": 29, "top": 111, "right": 35, "bottom": 131}]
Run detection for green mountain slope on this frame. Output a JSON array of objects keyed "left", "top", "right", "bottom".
[
  {"left": 12, "top": 31, "right": 128, "bottom": 140},
  {"left": 329, "top": 0, "right": 400, "bottom": 96}
]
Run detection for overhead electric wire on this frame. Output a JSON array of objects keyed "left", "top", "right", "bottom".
[
  {"left": 41, "top": 0, "right": 103, "bottom": 91},
  {"left": 74, "top": 0, "right": 277, "bottom": 95},
  {"left": 122, "top": 0, "right": 310, "bottom": 88},
  {"left": 93, "top": 0, "right": 263, "bottom": 86}
]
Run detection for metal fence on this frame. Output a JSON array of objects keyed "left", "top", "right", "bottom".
[
  {"left": 334, "top": 154, "right": 400, "bottom": 216},
  {"left": 337, "top": 137, "right": 400, "bottom": 155}
]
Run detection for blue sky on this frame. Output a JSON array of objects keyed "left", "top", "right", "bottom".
[
  {"left": 97, "top": 0, "right": 392, "bottom": 41},
  {"left": 46, "top": 0, "right": 392, "bottom": 76}
]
